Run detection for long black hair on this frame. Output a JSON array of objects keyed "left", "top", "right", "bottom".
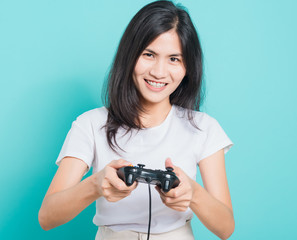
[{"left": 103, "top": 0, "right": 204, "bottom": 151}]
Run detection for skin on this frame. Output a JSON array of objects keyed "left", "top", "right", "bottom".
[
  {"left": 39, "top": 30, "right": 234, "bottom": 239},
  {"left": 133, "top": 29, "right": 186, "bottom": 120},
  {"left": 39, "top": 158, "right": 137, "bottom": 230},
  {"left": 132, "top": 29, "right": 187, "bottom": 128}
]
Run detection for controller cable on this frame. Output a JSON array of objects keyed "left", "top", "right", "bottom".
[{"left": 147, "top": 183, "right": 152, "bottom": 240}]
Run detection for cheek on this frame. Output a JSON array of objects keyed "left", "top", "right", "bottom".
[
  {"left": 172, "top": 67, "right": 186, "bottom": 83},
  {"left": 134, "top": 59, "right": 147, "bottom": 77},
  {"left": 132, "top": 61, "right": 141, "bottom": 87}
]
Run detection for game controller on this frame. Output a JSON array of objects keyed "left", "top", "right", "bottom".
[{"left": 117, "top": 164, "right": 180, "bottom": 192}]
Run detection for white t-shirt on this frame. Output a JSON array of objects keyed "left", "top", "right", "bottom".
[{"left": 56, "top": 105, "right": 233, "bottom": 234}]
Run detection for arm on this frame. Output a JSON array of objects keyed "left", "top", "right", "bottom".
[
  {"left": 38, "top": 157, "right": 136, "bottom": 230},
  {"left": 191, "top": 149, "right": 234, "bottom": 239},
  {"left": 157, "top": 150, "right": 234, "bottom": 239}
]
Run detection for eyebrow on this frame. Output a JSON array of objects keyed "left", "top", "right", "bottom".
[{"left": 144, "top": 48, "right": 183, "bottom": 57}]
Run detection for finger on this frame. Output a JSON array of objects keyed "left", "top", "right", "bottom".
[
  {"left": 128, "top": 181, "right": 138, "bottom": 190},
  {"left": 101, "top": 179, "right": 127, "bottom": 194},
  {"left": 158, "top": 193, "right": 190, "bottom": 211},
  {"left": 110, "top": 170, "right": 139, "bottom": 191},
  {"left": 155, "top": 186, "right": 176, "bottom": 200},
  {"left": 107, "top": 170, "right": 131, "bottom": 190},
  {"left": 105, "top": 192, "right": 132, "bottom": 202},
  {"left": 112, "top": 189, "right": 133, "bottom": 196},
  {"left": 155, "top": 185, "right": 165, "bottom": 196},
  {"left": 163, "top": 189, "right": 182, "bottom": 198},
  {"left": 165, "top": 158, "right": 174, "bottom": 169},
  {"left": 165, "top": 199, "right": 190, "bottom": 206},
  {"left": 108, "top": 159, "right": 132, "bottom": 169},
  {"left": 159, "top": 194, "right": 191, "bottom": 208},
  {"left": 165, "top": 158, "right": 182, "bottom": 178},
  {"left": 162, "top": 194, "right": 191, "bottom": 205},
  {"left": 103, "top": 184, "right": 135, "bottom": 200},
  {"left": 120, "top": 181, "right": 138, "bottom": 191},
  {"left": 156, "top": 186, "right": 191, "bottom": 203},
  {"left": 155, "top": 184, "right": 185, "bottom": 198},
  {"left": 166, "top": 203, "right": 189, "bottom": 212}
]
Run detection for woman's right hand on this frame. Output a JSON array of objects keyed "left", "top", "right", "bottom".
[
  {"left": 39, "top": 158, "right": 136, "bottom": 230},
  {"left": 95, "top": 159, "right": 137, "bottom": 202}
]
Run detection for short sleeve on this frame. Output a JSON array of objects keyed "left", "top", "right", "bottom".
[
  {"left": 56, "top": 114, "right": 95, "bottom": 172},
  {"left": 198, "top": 116, "right": 233, "bottom": 163}
]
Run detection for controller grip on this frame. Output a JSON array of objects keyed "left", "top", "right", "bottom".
[
  {"left": 126, "top": 173, "right": 134, "bottom": 186},
  {"left": 161, "top": 177, "right": 180, "bottom": 192},
  {"left": 164, "top": 180, "right": 170, "bottom": 192},
  {"left": 117, "top": 168, "right": 135, "bottom": 186},
  {"left": 117, "top": 168, "right": 125, "bottom": 182}
]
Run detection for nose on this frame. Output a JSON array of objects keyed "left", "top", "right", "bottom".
[{"left": 149, "top": 59, "right": 167, "bottom": 79}]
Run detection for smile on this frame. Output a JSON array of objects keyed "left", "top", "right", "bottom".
[{"left": 145, "top": 79, "right": 167, "bottom": 88}]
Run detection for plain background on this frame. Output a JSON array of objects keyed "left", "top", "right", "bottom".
[{"left": 1, "top": 0, "right": 296, "bottom": 239}]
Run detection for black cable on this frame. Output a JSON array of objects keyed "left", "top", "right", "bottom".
[{"left": 147, "top": 183, "right": 152, "bottom": 240}]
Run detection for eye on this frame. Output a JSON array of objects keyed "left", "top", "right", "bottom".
[
  {"left": 170, "top": 57, "right": 180, "bottom": 62},
  {"left": 143, "top": 53, "right": 153, "bottom": 58}
]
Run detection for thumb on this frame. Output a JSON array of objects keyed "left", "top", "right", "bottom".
[
  {"left": 108, "top": 159, "right": 132, "bottom": 169},
  {"left": 165, "top": 158, "right": 175, "bottom": 170},
  {"left": 165, "top": 158, "right": 182, "bottom": 177}
]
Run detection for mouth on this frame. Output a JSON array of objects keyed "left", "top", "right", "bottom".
[{"left": 144, "top": 79, "right": 168, "bottom": 88}]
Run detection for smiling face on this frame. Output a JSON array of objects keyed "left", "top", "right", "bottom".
[{"left": 133, "top": 29, "right": 186, "bottom": 109}]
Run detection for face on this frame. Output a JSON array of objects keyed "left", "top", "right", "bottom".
[{"left": 133, "top": 29, "right": 186, "bottom": 108}]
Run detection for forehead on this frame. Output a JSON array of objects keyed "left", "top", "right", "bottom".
[{"left": 145, "top": 30, "right": 183, "bottom": 55}]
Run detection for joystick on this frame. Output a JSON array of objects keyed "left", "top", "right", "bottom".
[{"left": 117, "top": 164, "right": 180, "bottom": 192}]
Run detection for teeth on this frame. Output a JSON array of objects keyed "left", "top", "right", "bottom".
[{"left": 146, "top": 80, "right": 166, "bottom": 88}]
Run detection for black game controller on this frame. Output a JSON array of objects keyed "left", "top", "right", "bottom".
[{"left": 117, "top": 164, "right": 180, "bottom": 192}]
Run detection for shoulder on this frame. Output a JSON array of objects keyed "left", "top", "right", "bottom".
[
  {"left": 173, "top": 105, "right": 219, "bottom": 131},
  {"left": 74, "top": 106, "right": 108, "bottom": 127},
  {"left": 77, "top": 106, "right": 107, "bottom": 119},
  {"left": 194, "top": 111, "right": 220, "bottom": 131}
]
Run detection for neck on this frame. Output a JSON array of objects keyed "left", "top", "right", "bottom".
[{"left": 139, "top": 102, "right": 172, "bottom": 128}]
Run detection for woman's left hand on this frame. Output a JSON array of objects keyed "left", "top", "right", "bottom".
[{"left": 155, "top": 158, "right": 196, "bottom": 212}]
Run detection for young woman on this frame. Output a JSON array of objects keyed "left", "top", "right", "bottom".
[{"left": 39, "top": 1, "right": 235, "bottom": 239}]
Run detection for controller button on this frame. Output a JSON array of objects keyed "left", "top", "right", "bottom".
[
  {"left": 137, "top": 164, "right": 145, "bottom": 168},
  {"left": 164, "top": 180, "right": 170, "bottom": 190},
  {"left": 127, "top": 174, "right": 133, "bottom": 185},
  {"left": 166, "top": 167, "right": 174, "bottom": 172}
]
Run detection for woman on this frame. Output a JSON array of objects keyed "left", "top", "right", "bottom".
[{"left": 39, "top": 1, "right": 235, "bottom": 239}]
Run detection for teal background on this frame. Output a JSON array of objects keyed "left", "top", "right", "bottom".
[{"left": 1, "top": 0, "right": 296, "bottom": 239}]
